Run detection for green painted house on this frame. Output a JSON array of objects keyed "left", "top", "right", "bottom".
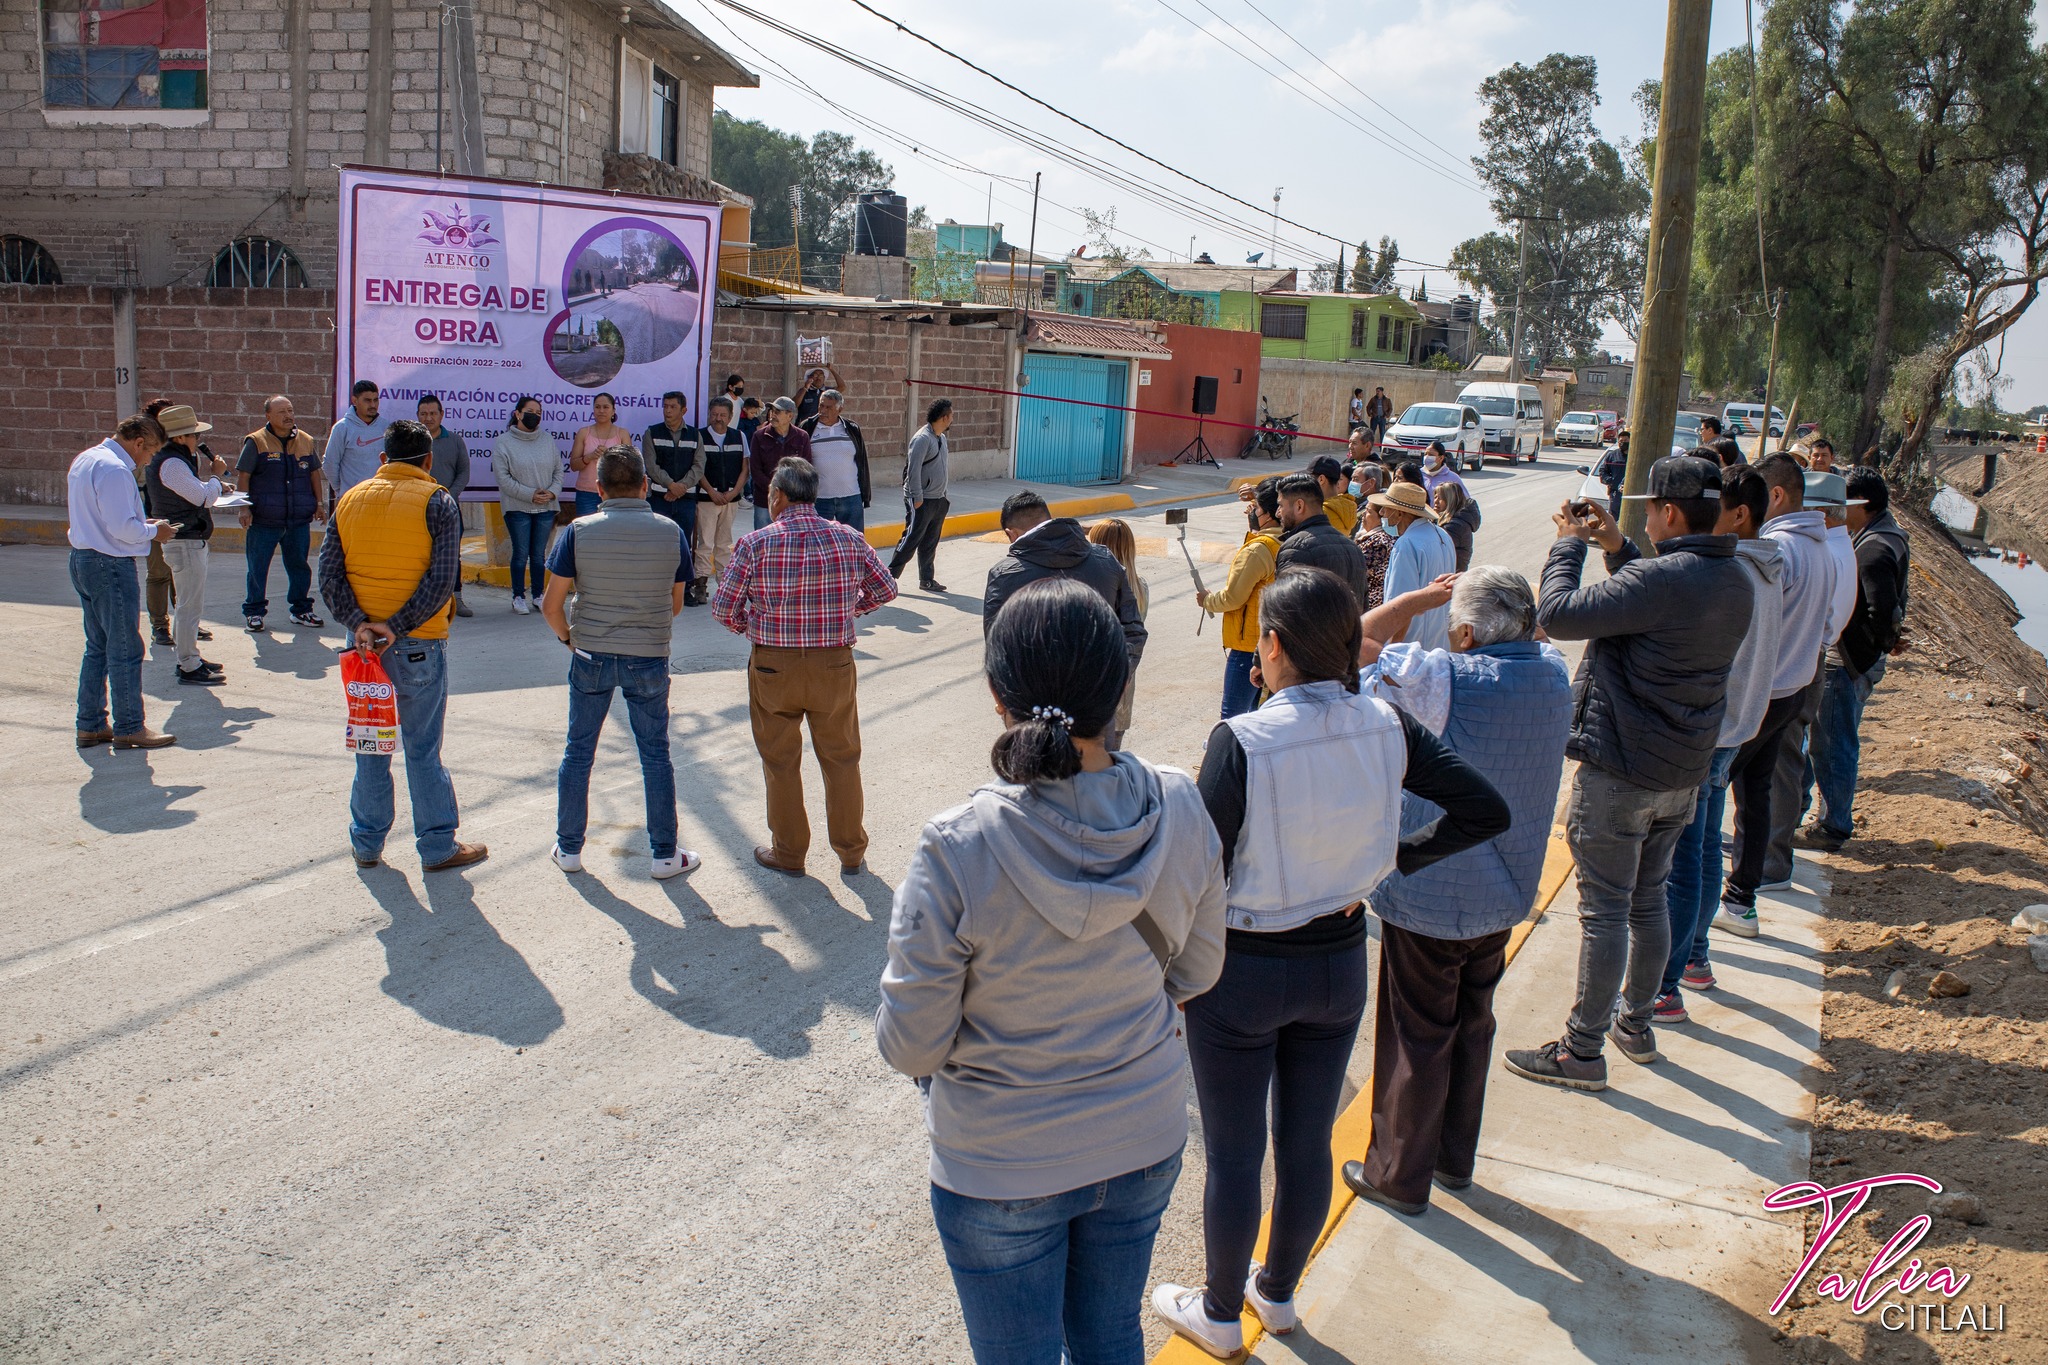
[{"left": 1216, "top": 290, "right": 1423, "bottom": 364}]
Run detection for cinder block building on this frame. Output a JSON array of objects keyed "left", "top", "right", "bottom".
[{"left": 0, "top": 0, "right": 756, "bottom": 502}]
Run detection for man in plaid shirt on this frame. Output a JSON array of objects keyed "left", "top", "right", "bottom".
[{"left": 714, "top": 455, "right": 898, "bottom": 876}]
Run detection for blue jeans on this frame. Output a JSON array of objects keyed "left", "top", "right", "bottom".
[
  {"left": 502, "top": 510, "right": 553, "bottom": 600},
  {"left": 816, "top": 494, "right": 865, "bottom": 530},
  {"left": 1661, "top": 746, "right": 1737, "bottom": 996},
  {"left": 752, "top": 502, "right": 772, "bottom": 531},
  {"left": 70, "top": 548, "right": 145, "bottom": 735},
  {"left": 1221, "top": 648, "right": 1260, "bottom": 718},
  {"left": 574, "top": 489, "right": 601, "bottom": 517},
  {"left": 349, "top": 639, "right": 460, "bottom": 864},
  {"left": 930, "top": 1150, "right": 1183, "bottom": 1365},
  {"left": 1808, "top": 658, "right": 1884, "bottom": 841},
  {"left": 242, "top": 521, "right": 313, "bottom": 616},
  {"left": 556, "top": 651, "right": 677, "bottom": 859}
]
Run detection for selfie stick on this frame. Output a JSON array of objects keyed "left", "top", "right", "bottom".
[{"left": 1176, "top": 521, "right": 1208, "bottom": 636}]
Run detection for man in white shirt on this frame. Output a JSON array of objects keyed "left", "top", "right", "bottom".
[
  {"left": 68, "top": 415, "right": 178, "bottom": 749},
  {"left": 798, "top": 389, "right": 871, "bottom": 531},
  {"left": 323, "top": 380, "right": 390, "bottom": 505}
]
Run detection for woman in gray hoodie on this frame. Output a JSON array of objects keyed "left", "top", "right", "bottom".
[
  {"left": 489, "top": 396, "right": 562, "bottom": 612},
  {"left": 877, "top": 578, "right": 1227, "bottom": 1365}
]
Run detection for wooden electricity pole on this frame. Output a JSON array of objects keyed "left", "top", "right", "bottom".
[{"left": 1619, "top": 0, "right": 1715, "bottom": 549}]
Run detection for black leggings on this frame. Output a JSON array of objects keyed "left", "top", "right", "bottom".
[
  {"left": 1184, "top": 941, "right": 1369, "bottom": 1319},
  {"left": 1724, "top": 691, "right": 1804, "bottom": 906}
]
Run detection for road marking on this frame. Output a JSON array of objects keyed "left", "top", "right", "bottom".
[{"left": 1150, "top": 833, "right": 1574, "bottom": 1363}]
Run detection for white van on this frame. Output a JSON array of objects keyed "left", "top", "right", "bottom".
[
  {"left": 1456, "top": 382, "right": 1545, "bottom": 463},
  {"left": 1722, "top": 402, "right": 1786, "bottom": 438}
]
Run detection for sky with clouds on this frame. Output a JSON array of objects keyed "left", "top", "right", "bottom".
[{"left": 692, "top": 0, "right": 2046, "bottom": 407}]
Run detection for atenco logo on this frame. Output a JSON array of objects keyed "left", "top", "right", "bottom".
[
  {"left": 344, "top": 681, "right": 394, "bottom": 700},
  {"left": 1766, "top": 1174, "right": 2005, "bottom": 1333}
]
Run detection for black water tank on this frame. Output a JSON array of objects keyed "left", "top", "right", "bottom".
[{"left": 854, "top": 190, "right": 908, "bottom": 257}]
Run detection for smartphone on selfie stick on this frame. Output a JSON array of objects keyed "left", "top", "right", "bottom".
[{"left": 1166, "top": 508, "right": 1207, "bottom": 636}]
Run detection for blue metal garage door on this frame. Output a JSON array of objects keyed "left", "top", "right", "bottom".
[{"left": 1017, "top": 353, "right": 1127, "bottom": 485}]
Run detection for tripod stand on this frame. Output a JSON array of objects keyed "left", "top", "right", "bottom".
[{"left": 1172, "top": 415, "right": 1220, "bottom": 468}]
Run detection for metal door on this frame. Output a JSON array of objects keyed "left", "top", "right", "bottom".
[{"left": 1017, "top": 353, "right": 1128, "bottom": 485}]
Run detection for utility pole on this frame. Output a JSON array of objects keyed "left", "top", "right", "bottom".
[
  {"left": 1509, "top": 215, "right": 1531, "bottom": 382},
  {"left": 1024, "top": 171, "right": 1041, "bottom": 307},
  {"left": 1619, "top": 0, "right": 1715, "bottom": 550},
  {"left": 1760, "top": 288, "right": 1785, "bottom": 454},
  {"left": 1271, "top": 187, "right": 1282, "bottom": 267}
]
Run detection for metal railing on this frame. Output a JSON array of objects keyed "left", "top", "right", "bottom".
[{"left": 718, "top": 245, "right": 806, "bottom": 296}]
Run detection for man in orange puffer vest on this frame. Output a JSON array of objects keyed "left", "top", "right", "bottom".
[{"left": 318, "top": 418, "right": 487, "bottom": 873}]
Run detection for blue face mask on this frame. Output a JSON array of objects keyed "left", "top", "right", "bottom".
[{"left": 1348, "top": 481, "right": 1363, "bottom": 497}]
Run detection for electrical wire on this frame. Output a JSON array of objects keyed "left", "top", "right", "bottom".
[
  {"left": 1166, "top": 0, "right": 1483, "bottom": 195},
  {"left": 833, "top": 0, "right": 1354, "bottom": 248},
  {"left": 707, "top": 0, "right": 1334, "bottom": 259}
]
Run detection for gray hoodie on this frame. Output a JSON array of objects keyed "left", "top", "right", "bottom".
[
  {"left": 1720, "top": 537, "right": 1784, "bottom": 747},
  {"left": 490, "top": 426, "right": 563, "bottom": 512},
  {"left": 1761, "top": 509, "right": 1840, "bottom": 698},
  {"left": 904, "top": 425, "right": 948, "bottom": 501},
  {"left": 876, "top": 754, "right": 1227, "bottom": 1199}
]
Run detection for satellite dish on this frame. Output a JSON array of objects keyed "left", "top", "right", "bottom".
[{"left": 1246, "top": 251, "right": 1265, "bottom": 265}]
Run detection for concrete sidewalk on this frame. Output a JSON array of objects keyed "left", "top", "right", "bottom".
[{"left": 1242, "top": 863, "right": 1827, "bottom": 1364}]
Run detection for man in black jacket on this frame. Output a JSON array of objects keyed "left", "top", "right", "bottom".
[
  {"left": 1272, "top": 473, "right": 1369, "bottom": 610},
  {"left": 643, "top": 390, "right": 701, "bottom": 601},
  {"left": 1504, "top": 455, "right": 1753, "bottom": 1093},
  {"left": 1799, "top": 466, "right": 1909, "bottom": 851},
  {"left": 983, "top": 492, "right": 1147, "bottom": 671},
  {"left": 798, "top": 389, "right": 871, "bottom": 531}
]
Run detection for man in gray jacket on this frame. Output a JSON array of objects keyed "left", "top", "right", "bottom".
[
  {"left": 889, "top": 398, "right": 953, "bottom": 591},
  {"left": 1716, "top": 454, "right": 1839, "bottom": 938},
  {"left": 1504, "top": 456, "right": 1752, "bottom": 1092},
  {"left": 539, "top": 447, "right": 696, "bottom": 881},
  {"left": 417, "top": 394, "right": 471, "bottom": 617}
]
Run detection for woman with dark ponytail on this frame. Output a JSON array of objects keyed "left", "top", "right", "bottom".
[
  {"left": 878, "top": 577, "right": 1227, "bottom": 1364},
  {"left": 1152, "top": 567, "right": 1509, "bottom": 1359}
]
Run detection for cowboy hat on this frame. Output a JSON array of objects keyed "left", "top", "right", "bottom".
[
  {"left": 154, "top": 404, "right": 213, "bottom": 438},
  {"left": 1364, "top": 481, "right": 1438, "bottom": 523}
]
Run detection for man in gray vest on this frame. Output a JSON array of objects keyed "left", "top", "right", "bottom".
[{"left": 539, "top": 446, "right": 698, "bottom": 880}]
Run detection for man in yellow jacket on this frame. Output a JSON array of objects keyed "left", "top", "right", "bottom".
[
  {"left": 1200, "top": 476, "right": 1283, "bottom": 718},
  {"left": 319, "top": 418, "right": 487, "bottom": 873}
]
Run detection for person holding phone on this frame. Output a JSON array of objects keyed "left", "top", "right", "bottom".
[{"left": 320, "top": 418, "right": 486, "bottom": 874}]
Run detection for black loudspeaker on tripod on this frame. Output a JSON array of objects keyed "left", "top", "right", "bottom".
[{"left": 1175, "top": 375, "right": 1222, "bottom": 467}]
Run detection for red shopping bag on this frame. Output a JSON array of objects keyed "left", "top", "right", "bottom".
[{"left": 341, "top": 648, "right": 402, "bottom": 755}]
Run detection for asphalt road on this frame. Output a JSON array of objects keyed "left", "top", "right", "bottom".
[
  {"left": 569, "top": 282, "right": 700, "bottom": 366},
  {"left": 0, "top": 454, "right": 1587, "bottom": 1362}
]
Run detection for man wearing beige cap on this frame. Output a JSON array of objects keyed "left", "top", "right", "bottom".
[
  {"left": 144, "top": 403, "right": 232, "bottom": 686},
  {"left": 1368, "top": 480, "right": 1456, "bottom": 650}
]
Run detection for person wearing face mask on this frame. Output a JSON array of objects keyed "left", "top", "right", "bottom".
[
  {"left": 1349, "top": 463, "right": 1396, "bottom": 610},
  {"left": 491, "top": 396, "right": 562, "bottom": 614},
  {"left": 1200, "top": 477, "right": 1284, "bottom": 719},
  {"left": 1419, "top": 441, "right": 1467, "bottom": 498},
  {"left": 1366, "top": 481, "right": 1456, "bottom": 650}
]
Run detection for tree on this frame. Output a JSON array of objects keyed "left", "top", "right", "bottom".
[
  {"left": 1449, "top": 54, "right": 1649, "bottom": 369},
  {"left": 712, "top": 111, "right": 895, "bottom": 287},
  {"left": 1348, "top": 236, "right": 1399, "bottom": 293}
]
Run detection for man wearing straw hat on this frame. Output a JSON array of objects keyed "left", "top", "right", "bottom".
[
  {"left": 144, "top": 403, "right": 232, "bottom": 686},
  {"left": 1368, "top": 479, "right": 1456, "bottom": 650}
]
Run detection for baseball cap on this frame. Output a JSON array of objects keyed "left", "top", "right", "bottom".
[
  {"left": 770, "top": 396, "right": 797, "bottom": 414},
  {"left": 1621, "top": 453, "right": 1722, "bottom": 501},
  {"left": 1803, "top": 469, "right": 1863, "bottom": 507}
]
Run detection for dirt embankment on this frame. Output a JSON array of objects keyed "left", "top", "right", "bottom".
[
  {"left": 1933, "top": 447, "right": 2048, "bottom": 561},
  {"left": 1777, "top": 504, "right": 2048, "bottom": 1365}
]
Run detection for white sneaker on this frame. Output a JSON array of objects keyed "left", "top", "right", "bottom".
[
  {"left": 1759, "top": 874, "right": 1794, "bottom": 891},
  {"left": 1245, "top": 1262, "right": 1297, "bottom": 1334},
  {"left": 1151, "top": 1284, "right": 1242, "bottom": 1359},
  {"left": 551, "top": 844, "right": 582, "bottom": 873},
  {"left": 651, "top": 850, "right": 701, "bottom": 880},
  {"left": 512, "top": 595, "right": 531, "bottom": 615},
  {"left": 1715, "top": 902, "right": 1760, "bottom": 937}
]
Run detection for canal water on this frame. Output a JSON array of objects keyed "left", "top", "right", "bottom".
[{"left": 1971, "top": 551, "right": 2048, "bottom": 659}]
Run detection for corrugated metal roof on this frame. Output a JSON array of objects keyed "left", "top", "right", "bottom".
[{"left": 1024, "top": 314, "right": 1174, "bottom": 358}]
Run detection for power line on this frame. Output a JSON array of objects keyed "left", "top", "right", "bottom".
[
  {"left": 707, "top": 0, "right": 1332, "bottom": 259},
  {"left": 834, "top": 0, "right": 1353, "bottom": 248},
  {"left": 1164, "top": 0, "right": 1482, "bottom": 195}
]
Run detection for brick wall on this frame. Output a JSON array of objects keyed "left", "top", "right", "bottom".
[
  {"left": 0, "top": 292, "right": 1013, "bottom": 507},
  {"left": 0, "top": 285, "right": 337, "bottom": 506}
]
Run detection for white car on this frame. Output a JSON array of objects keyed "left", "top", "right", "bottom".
[
  {"left": 1384, "top": 403, "right": 1485, "bottom": 472},
  {"left": 1555, "top": 411, "right": 1605, "bottom": 448}
]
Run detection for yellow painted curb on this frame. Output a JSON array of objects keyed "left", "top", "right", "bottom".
[
  {"left": 861, "top": 492, "right": 1137, "bottom": 550},
  {"left": 1149, "top": 832, "right": 1575, "bottom": 1364}
]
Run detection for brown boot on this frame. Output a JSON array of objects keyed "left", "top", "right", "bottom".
[
  {"left": 113, "top": 727, "right": 176, "bottom": 750},
  {"left": 423, "top": 841, "right": 489, "bottom": 872},
  {"left": 753, "top": 845, "right": 804, "bottom": 877},
  {"left": 76, "top": 728, "right": 114, "bottom": 749}
]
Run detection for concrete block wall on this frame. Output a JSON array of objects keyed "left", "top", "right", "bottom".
[{"left": 1, "top": 0, "right": 720, "bottom": 291}]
